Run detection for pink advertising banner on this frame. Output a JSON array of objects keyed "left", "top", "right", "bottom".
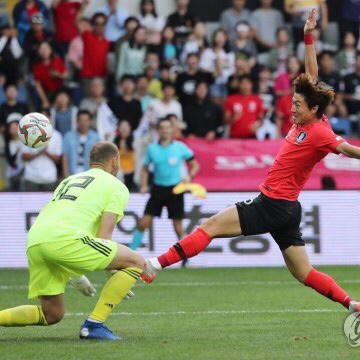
[{"left": 183, "top": 139, "right": 360, "bottom": 191}]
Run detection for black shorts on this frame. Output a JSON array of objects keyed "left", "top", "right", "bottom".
[
  {"left": 235, "top": 193, "right": 304, "bottom": 251},
  {"left": 144, "top": 184, "right": 184, "bottom": 219}
]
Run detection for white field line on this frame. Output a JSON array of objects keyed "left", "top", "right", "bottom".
[
  {"left": 65, "top": 309, "right": 342, "bottom": 317},
  {"left": 1, "top": 279, "right": 360, "bottom": 290}
]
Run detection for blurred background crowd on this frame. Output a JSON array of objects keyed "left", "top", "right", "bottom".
[{"left": 0, "top": 0, "right": 360, "bottom": 192}]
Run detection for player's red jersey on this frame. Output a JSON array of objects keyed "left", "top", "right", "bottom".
[{"left": 260, "top": 115, "right": 346, "bottom": 201}]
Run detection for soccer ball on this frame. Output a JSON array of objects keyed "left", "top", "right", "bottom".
[{"left": 17, "top": 112, "right": 53, "bottom": 149}]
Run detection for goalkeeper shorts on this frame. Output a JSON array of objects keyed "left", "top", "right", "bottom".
[{"left": 26, "top": 237, "right": 117, "bottom": 299}]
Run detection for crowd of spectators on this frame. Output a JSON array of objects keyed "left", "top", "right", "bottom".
[{"left": 1, "top": 0, "right": 360, "bottom": 192}]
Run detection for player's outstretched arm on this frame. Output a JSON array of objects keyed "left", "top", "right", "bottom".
[
  {"left": 304, "top": 9, "right": 318, "bottom": 81},
  {"left": 337, "top": 142, "right": 360, "bottom": 159}
]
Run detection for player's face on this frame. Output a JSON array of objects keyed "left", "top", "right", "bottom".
[{"left": 291, "top": 93, "right": 316, "bottom": 126}]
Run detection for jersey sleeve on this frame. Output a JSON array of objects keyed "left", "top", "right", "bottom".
[
  {"left": 181, "top": 143, "right": 194, "bottom": 160},
  {"left": 104, "top": 182, "right": 130, "bottom": 221},
  {"left": 143, "top": 145, "right": 152, "bottom": 166},
  {"left": 313, "top": 126, "right": 346, "bottom": 154}
]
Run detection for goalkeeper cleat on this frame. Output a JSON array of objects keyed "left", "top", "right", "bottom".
[
  {"left": 79, "top": 320, "right": 121, "bottom": 340},
  {"left": 140, "top": 259, "right": 159, "bottom": 283},
  {"left": 349, "top": 301, "right": 360, "bottom": 313}
]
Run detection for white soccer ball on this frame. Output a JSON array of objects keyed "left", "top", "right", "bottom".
[{"left": 17, "top": 112, "right": 53, "bottom": 149}]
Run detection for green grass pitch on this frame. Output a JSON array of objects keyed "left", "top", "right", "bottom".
[{"left": 0, "top": 266, "right": 359, "bottom": 360}]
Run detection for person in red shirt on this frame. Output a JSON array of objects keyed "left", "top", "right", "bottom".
[
  {"left": 52, "top": 0, "right": 81, "bottom": 56},
  {"left": 275, "top": 93, "right": 293, "bottom": 137},
  {"left": 33, "top": 40, "right": 68, "bottom": 108},
  {"left": 76, "top": 0, "right": 110, "bottom": 97},
  {"left": 23, "top": 13, "right": 55, "bottom": 70},
  {"left": 142, "top": 10, "right": 360, "bottom": 317},
  {"left": 224, "top": 74, "right": 264, "bottom": 138}
]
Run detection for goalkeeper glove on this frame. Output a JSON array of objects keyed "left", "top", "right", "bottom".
[{"left": 69, "top": 275, "right": 96, "bottom": 297}]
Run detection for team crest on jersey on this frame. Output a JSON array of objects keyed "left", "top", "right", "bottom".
[{"left": 296, "top": 131, "right": 307, "bottom": 144}]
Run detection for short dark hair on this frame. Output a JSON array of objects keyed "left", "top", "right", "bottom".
[
  {"left": 187, "top": 52, "right": 199, "bottom": 60},
  {"left": 137, "top": 73, "right": 148, "bottom": 82},
  {"left": 124, "top": 16, "right": 140, "bottom": 27},
  {"left": 318, "top": 50, "right": 335, "bottom": 61},
  {"left": 53, "top": 87, "right": 70, "bottom": 99},
  {"left": 156, "top": 116, "right": 173, "bottom": 129},
  {"left": 293, "top": 73, "right": 335, "bottom": 119},
  {"left": 161, "top": 81, "right": 175, "bottom": 90},
  {"left": 276, "top": 26, "right": 289, "bottom": 37},
  {"left": 77, "top": 110, "right": 92, "bottom": 121},
  {"left": 120, "top": 74, "right": 135, "bottom": 83},
  {"left": 238, "top": 74, "right": 253, "bottom": 83},
  {"left": 160, "top": 63, "right": 170, "bottom": 71},
  {"left": 195, "top": 81, "right": 209, "bottom": 90},
  {"left": 4, "top": 83, "right": 17, "bottom": 92},
  {"left": 89, "top": 141, "right": 119, "bottom": 165},
  {"left": 91, "top": 12, "right": 107, "bottom": 26}
]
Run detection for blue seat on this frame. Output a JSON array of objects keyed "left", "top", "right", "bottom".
[{"left": 329, "top": 117, "right": 352, "bottom": 138}]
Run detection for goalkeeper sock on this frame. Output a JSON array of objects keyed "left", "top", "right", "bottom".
[
  {"left": 89, "top": 267, "right": 142, "bottom": 323},
  {"left": 158, "top": 228, "right": 212, "bottom": 268},
  {"left": 0, "top": 305, "right": 48, "bottom": 326},
  {"left": 129, "top": 229, "right": 144, "bottom": 250},
  {"left": 304, "top": 269, "right": 352, "bottom": 309}
]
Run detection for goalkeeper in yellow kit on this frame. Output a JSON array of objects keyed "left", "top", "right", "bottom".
[{"left": 0, "top": 141, "right": 144, "bottom": 340}]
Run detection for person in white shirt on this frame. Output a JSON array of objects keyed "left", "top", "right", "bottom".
[
  {"left": 134, "top": 81, "right": 183, "bottom": 142},
  {"left": 199, "top": 28, "right": 235, "bottom": 105},
  {"left": 138, "top": 0, "right": 165, "bottom": 46},
  {"left": 21, "top": 129, "right": 63, "bottom": 191}
]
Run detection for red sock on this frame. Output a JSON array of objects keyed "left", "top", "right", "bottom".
[
  {"left": 158, "top": 228, "right": 212, "bottom": 268},
  {"left": 304, "top": 269, "right": 352, "bottom": 309}
]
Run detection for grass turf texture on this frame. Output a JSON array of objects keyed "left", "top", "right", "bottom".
[{"left": 0, "top": 266, "right": 359, "bottom": 360}]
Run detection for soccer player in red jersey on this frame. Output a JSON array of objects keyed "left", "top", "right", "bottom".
[{"left": 142, "top": 9, "right": 360, "bottom": 314}]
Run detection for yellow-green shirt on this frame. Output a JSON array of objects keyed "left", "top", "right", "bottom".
[{"left": 27, "top": 168, "right": 129, "bottom": 248}]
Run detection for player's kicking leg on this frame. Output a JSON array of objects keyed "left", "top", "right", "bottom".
[
  {"left": 172, "top": 219, "right": 188, "bottom": 268},
  {"left": 282, "top": 245, "right": 358, "bottom": 312},
  {"left": 142, "top": 205, "right": 242, "bottom": 282},
  {"left": 79, "top": 243, "right": 145, "bottom": 340}
]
